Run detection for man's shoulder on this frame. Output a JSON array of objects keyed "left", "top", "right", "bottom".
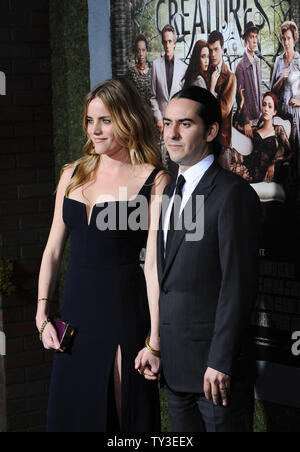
[
  {"left": 221, "top": 61, "right": 236, "bottom": 81},
  {"left": 236, "top": 53, "right": 249, "bottom": 71},
  {"left": 175, "top": 57, "right": 187, "bottom": 68},
  {"left": 215, "top": 167, "right": 259, "bottom": 200},
  {"left": 153, "top": 56, "right": 164, "bottom": 66}
]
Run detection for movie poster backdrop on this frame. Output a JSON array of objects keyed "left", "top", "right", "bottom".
[{"left": 130, "top": 0, "right": 300, "bottom": 404}]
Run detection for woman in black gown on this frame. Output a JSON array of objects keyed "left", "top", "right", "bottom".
[{"left": 35, "top": 78, "right": 169, "bottom": 432}]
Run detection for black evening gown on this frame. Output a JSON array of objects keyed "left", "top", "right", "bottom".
[
  {"left": 243, "top": 131, "right": 278, "bottom": 183},
  {"left": 47, "top": 168, "right": 161, "bottom": 432}
]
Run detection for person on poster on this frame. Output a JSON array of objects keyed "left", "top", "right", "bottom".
[
  {"left": 150, "top": 24, "right": 186, "bottom": 136},
  {"left": 235, "top": 22, "right": 262, "bottom": 136},
  {"left": 126, "top": 33, "right": 152, "bottom": 106},
  {"left": 181, "top": 40, "right": 210, "bottom": 90},
  {"left": 36, "top": 78, "right": 168, "bottom": 432},
  {"left": 136, "top": 86, "right": 261, "bottom": 432},
  {"left": 207, "top": 31, "right": 237, "bottom": 169},
  {"left": 271, "top": 21, "right": 300, "bottom": 154},
  {"left": 231, "top": 91, "right": 293, "bottom": 184}
]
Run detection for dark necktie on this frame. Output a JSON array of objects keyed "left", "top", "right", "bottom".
[{"left": 166, "top": 175, "right": 186, "bottom": 254}]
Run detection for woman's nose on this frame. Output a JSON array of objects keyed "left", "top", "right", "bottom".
[{"left": 92, "top": 122, "right": 102, "bottom": 135}]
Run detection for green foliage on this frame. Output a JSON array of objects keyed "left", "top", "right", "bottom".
[
  {"left": 49, "top": 0, "right": 90, "bottom": 293},
  {"left": 160, "top": 387, "right": 171, "bottom": 432},
  {"left": 49, "top": 0, "right": 90, "bottom": 181},
  {"left": 254, "top": 400, "right": 300, "bottom": 432},
  {"left": 0, "top": 257, "right": 16, "bottom": 296},
  {"left": 131, "top": 0, "right": 162, "bottom": 60}
]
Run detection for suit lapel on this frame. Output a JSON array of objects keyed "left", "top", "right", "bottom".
[
  {"left": 157, "top": 182, "right": 176, "bottom": 283},
  {"left": 215, "top": 61, "right": 227, "bottom": 94},
  {"left": 161, "top": 162, "right": 221, "bottom": 283}
]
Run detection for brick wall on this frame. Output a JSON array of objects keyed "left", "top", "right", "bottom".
[{"left": 0, "top": 0, "right": 55, "bottom": 432}]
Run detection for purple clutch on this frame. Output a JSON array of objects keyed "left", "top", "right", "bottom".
[{"left": 52, "top": 318, "right": 76, "bottom": 352}]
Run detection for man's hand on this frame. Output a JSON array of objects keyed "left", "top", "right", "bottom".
[
  {"left": 156, "top": 120, "right": 164, "bottom": 136},
  {"left": 204, "top": 367, "right": 231, "bottom": 407},
  {"left": 135, "top": 347, "right": 161, "bottom": 381},
  {"left": 244, "top": 124, "right": 253, "bottom": 138}
]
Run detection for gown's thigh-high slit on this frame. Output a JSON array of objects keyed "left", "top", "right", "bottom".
[
  {"left": 113, "top": 345, "right": 122, "bottom": 428},
  {"left": 107, "top": 345, "right": 122, "bottom": 432}
]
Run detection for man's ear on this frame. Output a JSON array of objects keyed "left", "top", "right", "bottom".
[{"left": 205, "top": 122, "right": 220, "bottom": 142}]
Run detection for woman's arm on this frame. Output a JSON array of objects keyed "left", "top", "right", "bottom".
[
  {"left": 35, "top": 165, "right": 74, "bottom": 349},
  {"left": 135, "top": 170, "right": 169, "bottom": 379},
  {"left": 144, "top": 171, "right": 169, "bottom": 347},
  {"left": 271, "top": 57, "right": 289, "bottom": 93}
]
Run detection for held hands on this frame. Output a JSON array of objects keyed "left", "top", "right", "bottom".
[
  {"left": 135, "top": 338, "right": 161, "bottom": 381},
  {"left": 204, "top": 367, "right": 231, "bottom": 407}
]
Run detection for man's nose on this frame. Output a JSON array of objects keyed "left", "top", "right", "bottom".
[{"left": 170, "top": 123, "right": 180, "bottom": 139}]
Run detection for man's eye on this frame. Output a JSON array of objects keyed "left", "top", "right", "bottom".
[
  {"left": 163, "top": 122, "right": 171, "bottom": 127},
  {"left": 182, "top": 122, "right": 190, "bottom": 127}
]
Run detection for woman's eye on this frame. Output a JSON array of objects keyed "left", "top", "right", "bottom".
[
  {"left": 87, "top": 119, "right": 93, "bottom": 124},
  {"left": 103, "top": 119, "right": 111, "bottom": 124}
]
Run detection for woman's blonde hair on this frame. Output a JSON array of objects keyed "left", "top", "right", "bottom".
[
  {"left": 280, "top": 21, "right": 299, "bottom": 44},
  {"left": 64, "top": 78, "right": 164, "bottom": 197}
]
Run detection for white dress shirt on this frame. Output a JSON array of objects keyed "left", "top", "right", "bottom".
[{"left": 163, "top": 154, "right": 215, "bottom": 252}]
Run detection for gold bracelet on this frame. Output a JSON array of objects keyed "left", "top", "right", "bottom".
[
  {"left": 37, "top": 298, "right": 49, "bottom": 303},
  {"left": 39, "top": 319, "right": 51, "bottom": 342},
  {"left": 145, "top": 337, "right": 161, "bottom": 358}
]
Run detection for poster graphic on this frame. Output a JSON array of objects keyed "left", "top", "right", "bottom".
[{"left": 129, "top": 0, "right": 300, "bottom": 369}]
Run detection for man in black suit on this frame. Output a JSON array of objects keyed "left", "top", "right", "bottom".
[{"left": 137, "top": 86, "right": 261, "bottom": 432}]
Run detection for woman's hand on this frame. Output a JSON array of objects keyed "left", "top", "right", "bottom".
[
  {"left": 265, "top": 164, "right": 275, "bottom": 183},
  {"left": 135, "top": 347, "right": 161, "bottom": 381},
  {"left": 36, "top": 318, "right": 61, "bottom": 351},
  {"left": 210, "top": 68, "right": 219, "bottom": 93},
  {"left": 237, "top": 85, "right": 245, "bottom": 111},
  {"left": 282, "top": 66, "right": 290, "bottom": 79},
  {"left": 289, "top": 98, "right": 300, "bottom": 107}
]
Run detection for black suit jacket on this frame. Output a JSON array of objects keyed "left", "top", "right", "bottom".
[{"left": 157, "top": 161, "right": 261, "bottom": 394}]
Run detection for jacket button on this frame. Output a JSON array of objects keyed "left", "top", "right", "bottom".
[{"left": 163, "top": 287, "right": 168, "bottom": 294}]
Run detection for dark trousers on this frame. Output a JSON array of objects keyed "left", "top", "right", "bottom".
[{"left": 166, "top": 378, "right": 254, "bottom": 433}]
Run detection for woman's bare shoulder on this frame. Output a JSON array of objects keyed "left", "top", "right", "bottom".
[{"left": 57, "top": 163, "right": 76, "bottom": 192}]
